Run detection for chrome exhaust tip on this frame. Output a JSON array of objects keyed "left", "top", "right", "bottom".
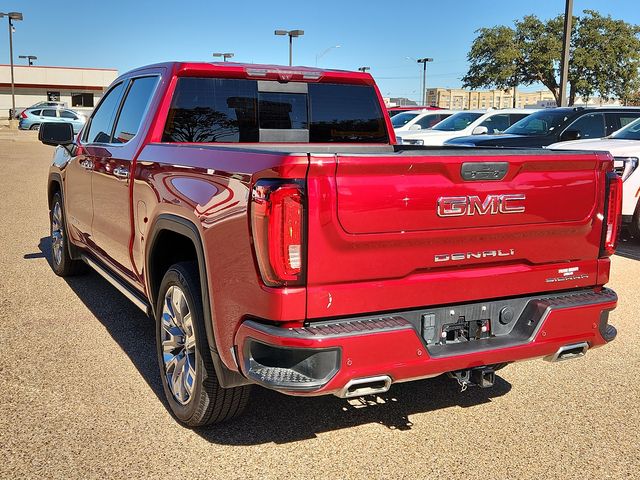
[
  {"left": 336, "top": 375, "right": 392, "bottom": 398},
  {"left": 544, "top": 342, "right": 589, "bottom": 362}
]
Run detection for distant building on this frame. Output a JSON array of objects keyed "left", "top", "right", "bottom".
[
  {"left": 0, "top": 64, "right": 118, "bottom": 117},
  {"left": 426, "top": 87, "right": 556, "bottom": 110},
  {"left": 384, "top": 97, "right": 418, "bottom": 107}
]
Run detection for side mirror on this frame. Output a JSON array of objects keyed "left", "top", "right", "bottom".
[
  {"left": 560, "top": 129, "right": 581, "bottom": 141},
  {"left": 39, "top": 122, "right": 74, "bottom": 147},
  {"left": 409, "top": 124, "right": 422, "bottom": 131},
  {"left": 472, "top": 125, "right": 489, "bottom": 135}
]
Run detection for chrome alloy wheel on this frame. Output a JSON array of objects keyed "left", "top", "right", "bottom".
[
  {"left": 51, "top": 201, "right": 64, "bottom": 266},
  {"left": 161, "top": 285, "right": 197, "bottom": 405}
]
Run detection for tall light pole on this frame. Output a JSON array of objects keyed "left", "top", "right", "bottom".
[
  {"left": 315, "top": 45, "right": 340, "bottom": 66},
  {"left": 0, "top": 11, "right": 23, "bottom": 123},
  {"left": 416, "top": 57, "right": 433, "bottom": 106},
  {"left": 212, "top": 52, "right": 234, "bottom": 62},
  {"left": 274, "top": 29, "right": 304, "bottom": 66},
  {"left": 19, "top": 54, "right": 37, "bottom": 66},
  {"left": 358, "top": 66, "right": 370, "bottom": 73},
  {"left": 559, "top": 0, "right": 573, "bottom": 106}
]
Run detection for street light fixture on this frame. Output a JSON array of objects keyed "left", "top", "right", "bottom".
[
  {"left": 416, "top": 57, "right": 433, "bottom": 106},
  {"left": 19, "top": 55, "right": 37, "bottom": 66},
  {"left": 274, "top": 29, "right": 304, "bottom": 66},
  {"left": 358, "top": 66, "right": 370, "bottom": 73},
  {"left": 315, "top": 45, "right": 340, "bottom": 66},
  {"left": 212, "top": 52, "right": 234, "bottom": 62},
  {"left": 0, "top": 11, "right": 23, "bottom": 123}
]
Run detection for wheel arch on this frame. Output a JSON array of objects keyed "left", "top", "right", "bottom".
[{"left": 146, "top": 214, "right": 250, "bottom": 388}]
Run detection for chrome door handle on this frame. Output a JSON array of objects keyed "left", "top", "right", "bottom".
[
  {"left": 113, "top": 165, "right": 129, "bottom": 180},
  {"left": 79, "top": 159, "right": 93, "bottom": 170}
]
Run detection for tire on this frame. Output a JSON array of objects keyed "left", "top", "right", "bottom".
[
  {"left": 156, "top": 262, "right": 251, "bottom": 426},
  {"left": 30, "top": 124, "right": 40, "bottom": 131},
  {"left": 49, "top": 191, "right": 85, "bottom": 276}
]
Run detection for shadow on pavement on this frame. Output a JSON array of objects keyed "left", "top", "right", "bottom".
[
  {"left": 616, "top": 230, "right": 640, "bottom": 261},
  {"left": 33, "top": 236, "right": 512, "bottom": 445}
]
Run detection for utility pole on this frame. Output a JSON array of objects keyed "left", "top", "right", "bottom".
[
  {"left": 1, "top": 11, "right": 23, "bottom": 125},
  {"left": 212, "top": 52, "right": 234, "bottom": 62},
  {"left": 358, "top": 66, "right": 370, "bottom": 73},
  {"left": 559, "top": 0, "right": 573, "bottom": 106}
]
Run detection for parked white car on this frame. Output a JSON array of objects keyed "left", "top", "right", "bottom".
[
  {"left": 549, "top": 117, "right": 640, "bottom": 236},
  {"left": 396, "top": 109, "right": 535, "bottom": 146},
  {"left": 391, "top": 109, "right": 454, "bottom": 134}
]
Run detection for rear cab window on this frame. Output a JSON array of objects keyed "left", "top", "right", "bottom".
[{"left": 162, "top": 77, "right": 388, "bottom": 143}]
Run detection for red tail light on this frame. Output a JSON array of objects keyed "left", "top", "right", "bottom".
[
  {"left": 20, "top": 111, "right": 27, "bottom": 119},
  {"left": 251, "top": 180, "right": 305, "bottom": 287},
  {"left": 601, "top": 172, "right": 622, "bottom": 257}
]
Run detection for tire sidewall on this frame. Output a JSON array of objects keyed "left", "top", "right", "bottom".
[
  {"left": 155, "top": 265, "right": 209, "bottom": 423},
  {"left": 50, "top": 192, "right": 69, "bottom": 275}
]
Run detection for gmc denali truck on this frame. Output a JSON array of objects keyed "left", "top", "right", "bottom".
[{"left": 41, "top": 62, "right": 620, "bottom": 426}]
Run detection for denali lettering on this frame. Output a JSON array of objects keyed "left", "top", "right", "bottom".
[
  {"left": 437, "top": 194, "right": 526, "bottom": 217},
  {"left": 434, "top": 248, "right": 515, "bottom": 263}
]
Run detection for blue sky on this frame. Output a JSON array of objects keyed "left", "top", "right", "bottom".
[{"left": 1, "top": 0, "right": 639, "bottom": 102}]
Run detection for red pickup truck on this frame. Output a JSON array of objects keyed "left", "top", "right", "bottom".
[{"left": 40, "top": 62, "right": 620, "bottom": 427}]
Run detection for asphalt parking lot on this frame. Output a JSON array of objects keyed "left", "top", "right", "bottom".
[{"left": 1, "top": 129, "right": 639, "bottom": 479}]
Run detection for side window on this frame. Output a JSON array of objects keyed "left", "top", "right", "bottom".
[
  {"left": 510, "top": 113, "right": 528, "bottom": 125},
  {"left": 480, "top": 114, "right": 510, "bottom": 133},
  {"left": 86, "top": 82, "right": 125, "bottom": 144},
  {"left": 605, "top": 112, "right": 640, "bottom": 135},
  {"left": 60, "top": 110, "right": 77, "bottom": 119},
  {"left": 416, "top": 114, "right": 440, "bottom": 129},
  {"left": 566, "top": 113, "right": 605, "bottom": 139},
  {"left": 30, "top": 110, "right": 41, "bottom": 116},
  {"left": 112, "top": 76, "right": 159, "bottom": 144},
  {"left": 42, "top": 109, "right": 57, "bottom": 118}
]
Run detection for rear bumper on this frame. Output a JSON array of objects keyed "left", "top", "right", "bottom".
[{"left": 234, "top": 288, "right": 617, "bottom": 396}]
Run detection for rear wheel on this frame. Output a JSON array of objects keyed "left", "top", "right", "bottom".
[
  {"left": 49, "top": 192, "right": 85, "bottom": 276},
  {"left": 156, "top": 262, "right": 251, "bottom": 426},
  {"left": 30, "top": 124, "right": 40, "bottom": 131}
]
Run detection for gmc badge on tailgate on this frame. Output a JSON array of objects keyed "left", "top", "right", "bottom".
[{"left": 437, "top": 194, "right": 526, "bottom": 217}]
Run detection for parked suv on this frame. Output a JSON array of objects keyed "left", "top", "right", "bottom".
[
  {"left": 397, "top": 109, "right": 534, "bottom": 146},
  {"left": 549, "top": 116, "right": 640, "bottom": 236},
  {"left": 19, "top": 107, "right": 86, "bottom": 133},
  {"left": 445, "top": 107, "right": 640, "bottom": 147},
  {"left": 392, "top": 109, "right": 453, "bottom": 133}
]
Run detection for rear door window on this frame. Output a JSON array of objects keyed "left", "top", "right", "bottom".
[
  {"left": 605, "top": 112, "right": 640, "bottom": 135},
  {"left": 85, "top": 82, "right": 125, "bottom": 144},
  {"left": 566, "top": 113, "right": 605, "bottom": 139},
  {"left": 480, "top": 114, "right": 510, "bottom": 133},
  {"left": 42, "top": 109, "right": 58, "bottom": 118},
  {"left": 416, "top": 114, "right": 441, "bottom": 129},
  {"left": 112, "top": 76, "right": 159, "bottom": 144}
]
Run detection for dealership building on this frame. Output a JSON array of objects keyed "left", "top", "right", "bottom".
[{"left": 0, "top": 64, "right": 118, "bottom": 118}]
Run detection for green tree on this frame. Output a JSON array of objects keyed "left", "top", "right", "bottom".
[{"left": 463, "top": 10, "right": 640, "bottom": 106}]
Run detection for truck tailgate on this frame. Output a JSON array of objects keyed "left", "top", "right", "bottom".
[{"left": 305, "top": 149, "right": 609, "bottom": 319}]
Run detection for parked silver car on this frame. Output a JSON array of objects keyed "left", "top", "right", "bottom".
[{"left": 18, "top": 108, "right": 86, "bottom": 133}]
